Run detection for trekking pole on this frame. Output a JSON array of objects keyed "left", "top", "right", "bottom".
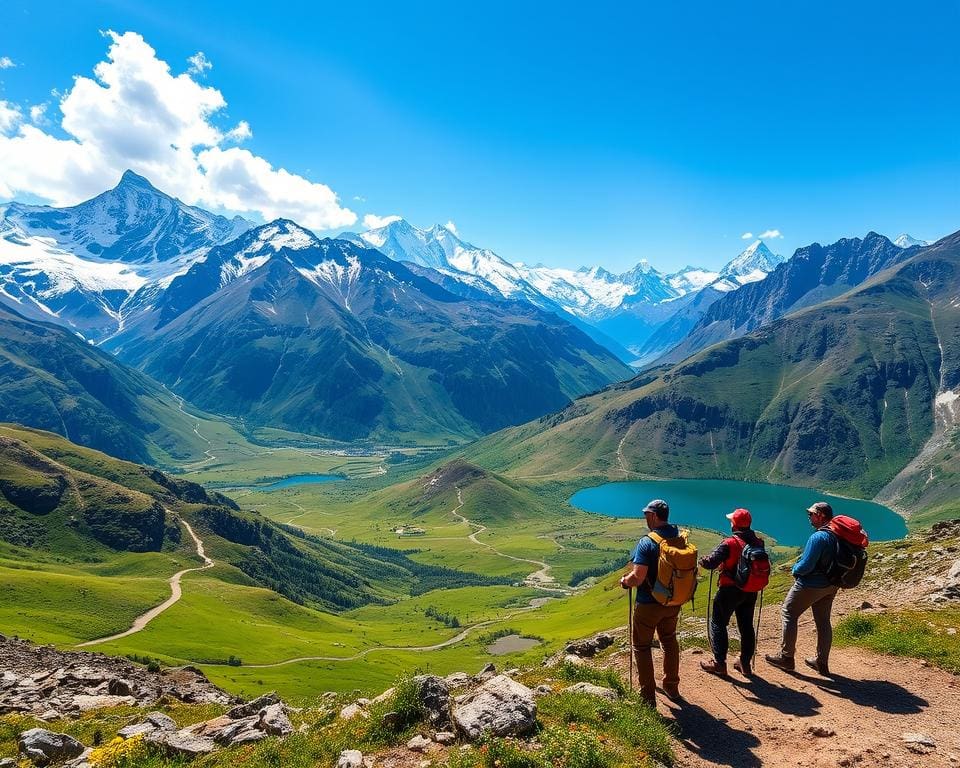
[
  {"left": 627, "top": 586, "right": 634, "bottom": 692},
  {"left": 754, "top": 589, "right": 764, "bottom": 666},
  {"left": 705, "top": 569, "right": 715, "bottom": 648}
]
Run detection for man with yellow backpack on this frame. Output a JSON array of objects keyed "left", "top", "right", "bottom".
[{"left": 620, "top": 499, "right": 699, "bottom": 707}]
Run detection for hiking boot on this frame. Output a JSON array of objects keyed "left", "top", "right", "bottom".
[
  {"left": 734, "top": 658, "right": 753, "bottom": 676},
  {"left": 804, "top": 657, "right": 830, "bottom": 676},
  {"left": 661, "top": 685, "right": 683, "bottom": 702},
  {"left": 699, "top": 659, "right": 728, "bottom": 677},
  {"left": 765, "top": 653, "right": 795, "bottom": 671}
]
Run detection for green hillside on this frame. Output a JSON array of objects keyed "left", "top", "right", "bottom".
[{"left": 463, "top": 232, "right": 960, "bottom": 504}]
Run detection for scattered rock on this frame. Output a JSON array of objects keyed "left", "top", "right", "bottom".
[
  {"left": 147, "top": 730, "right": 216, "bottom": 757},
  {"left": 413, "top": 675, "right": 451, "bottom": 728},
  {"left": 372, "top": 686, "right": 396, "bottom": 704},
  {"left": 108, "top": 678, "right": 133, "bottom": 696},
  {"left": 563, "top": 654, "right": 586, "bottom": 666},
  {"left": 70, "top": 694, "right": 136, "bottom": 711},
  {"left": 340, "top": 703, "right": 367, "bottom": 721},
  {"left": 563, "top": 682, "right": 619, "bottom": 701},
  {"left": 444, "top": 672, "right": 471, "bottom": 688},
  {"left": 259, "top": 703, "right": 293, "bottom": 736},
  {"left": 37, "top": 709, "right": 61, "bottom": 721},
  {"left": 407, "top": 734, "right": 432, "bottom": 752},
  {"left": 475, "top": 663, "right": 497, "bottom": 683},
  {"left": 807, "top": 725, "right": 836, "bottom": 737},
  {"left": 434, "top": 732, "right": 456, "bottom": 745},
  {"left": 337, "top": 749, "right": 365, "bottom": 768},
  {"left": 227, "top": 692, "right": 281, "bottom": 719},
  {"left": 564, "top": 633, "right": 614, "bottom": 658},
  {"left": 903, "top": 732, "right": 936, "bottom": 750},
  {"left": 534, "top": 684, "right": 553, "bottom": 697},
  {"left": 452, "top": 675, "right": 537, "bottom": 740},
  {"left": 0, "top": 757, "right": 17, "bottom": 768},
  {"left": 18, "top": 728, "right": 86, "bottom": 766}
]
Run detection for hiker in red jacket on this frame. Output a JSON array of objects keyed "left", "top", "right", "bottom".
[{"left": 698, "top": 508, "right": 769, "bottom": 677}]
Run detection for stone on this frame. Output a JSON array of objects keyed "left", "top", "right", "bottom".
[
  {"left": 444, "top": 672, "right": 471, "bottom": 688},
  {"left": 475, "top": 663, "right": 497, "bottom": 683},
  {"left": 0, "top": 758, "right": 17, "bottom": 768},
  {"left": 38, "top": 709, "right": 61, "bottom": 721},
  {"left": 563, "top": 654, "right": 586, "bottom": 666},
  {"left": 807, "top": 725, "right": 836, "bottom": 738},
  {"left": 337, "top": 749, "right": 365, "bottom": 768},
  {"left": 18, "top": 728, "right": 86, "bottom": 766},
  {"left": 108, "top": 679, "right": 133, "bottom": 696},
  {"left": 563, "top": 682, "right": 619, "bottom": 701},
  {"left": 258, "top": 703, "right": 293, "bottom": 736},
  {"left": 147, "top": 730, "right": 216, "bottom": 757},
  {"left": 340, "top": 703, "right": 367, "bottom": 721},
  {"left": 70, "top": 694, "right": 136, "bottom": 711},
  {"left": 534, "top": 684, "right": 553, "bottom": 697},
  {"left": 902, "top": 732, "right": 936, "bottom": 747},
  {"left": 407, "top": 734, "right": 432, "bottom": 752},
  {"left": 372, "top": 686, "right": 396, "bottom": 704},
  {"left": 414, "top": 675, "right": 451, "bottom": 728},
  {"left": 145, "top": 712, "right": 177, "bottom": 731},
  {"left": 434, "top": 731, "right": 456, "bottom": 745},
  {"left": 227, "top": 692, "right": 281, "bottom": 719},
  {"left": 452, "top": 675, "right": 536, "bottom": 741}
]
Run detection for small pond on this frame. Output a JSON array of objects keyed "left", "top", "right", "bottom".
[
  {"left": 486, "top": 634, "right": 542, "bottom": 655},
  {"left": 237, "top": 474, "right": 343, "bottom": 491},
  {"left": 569, "top": 478, "right": 906, "bottom": 547}
]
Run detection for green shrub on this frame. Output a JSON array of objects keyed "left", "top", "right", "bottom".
[{"left": 541, "top": 725, "right": 613, "bottom": 768}]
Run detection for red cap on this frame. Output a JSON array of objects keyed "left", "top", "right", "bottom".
[{"left": 726, "top": 508, "right": 752, "bottom": 528}]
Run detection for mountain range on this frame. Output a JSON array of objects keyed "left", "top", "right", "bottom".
[{"left": 465, "top": 230, "right": 960, "bottom": 503}]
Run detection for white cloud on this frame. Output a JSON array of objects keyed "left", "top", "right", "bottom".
[
  {"left": 0, "top": 31, "right": 355, "bottom": 228},
  {"left": 758, "top": 229, "right": 783, "bottom": 239},
  {"left": 0, "top": 57, "right": 14, "bottom": 69},
  {"left": 224, "top": 120, "right": 251, "bottom": 142},
  {"left": 740, "top": 232, "right": 753, "bottom": 240},
  {"left": 445, "top": 220, "right": 458, "bottom": 235},
  {"left": 29, "top": 103, "right": 47, "bottom": 125},
  {"left": 187, "top": 51, "right": 212, "bottom": 76},
  {"left": 0, "top": 101, "right": 21, "bottom": 134},
  {"left": 363, "top": 213, "right": 401, "bottom": 230}
]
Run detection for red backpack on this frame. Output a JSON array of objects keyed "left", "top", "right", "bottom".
[
  {"left": 730, "top": 534, "right": 771, "bottom": 593},
  {"left": 821, "top": 515, "right": 869, "bottom": 589}
]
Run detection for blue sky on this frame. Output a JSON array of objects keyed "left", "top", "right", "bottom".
[{"left": 1, "top": 0, "right": 958, "bottom": 272}]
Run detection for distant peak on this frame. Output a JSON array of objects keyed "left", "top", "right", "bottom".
[{"left": 116, "top": 169, "right": 158, "bottom": 190}]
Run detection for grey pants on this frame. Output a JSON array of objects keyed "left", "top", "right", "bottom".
[{"left": 780, "top": 582, "right": 839, "bottom": 664}]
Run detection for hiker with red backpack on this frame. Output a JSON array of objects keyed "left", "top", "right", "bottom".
[
  {"left": 698, "top": 508, "right": 770, "bottom": 677},
  {"left": 766, "top": 501, "right": 869, "bottom": 676},
  {"left": 619, "top": 498, "right": 698, "bottom": 707}
]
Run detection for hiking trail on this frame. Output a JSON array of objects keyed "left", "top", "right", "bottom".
[
  {"left": 607, "top": 591, "right": 960, "bottom": 767},
  {"left": 77, "top": 517, "right": 214, "bottom": 648}
]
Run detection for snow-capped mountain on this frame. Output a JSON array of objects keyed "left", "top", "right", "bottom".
[
  {"left": 0, "top": 170, "right": 250, "bottom": 338},
  {"left": 893, "top": 233, "right": 929, "bottom": 249}
]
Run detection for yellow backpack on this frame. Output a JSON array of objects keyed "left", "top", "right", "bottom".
[{"left": 647, "top": 530, "right": 699, "bottom": 606}]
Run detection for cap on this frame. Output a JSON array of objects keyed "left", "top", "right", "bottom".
[
  {"left": 807, "top": 501, "right": 833, "bottom": 517},
  {"left": 643, "top": 499, "right": 669, "bottom": 518},
  {"left": 726, "top": 508, "right": 752, "bottom": 528}
]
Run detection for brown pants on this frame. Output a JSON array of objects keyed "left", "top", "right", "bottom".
[
  {"left": 780, "top": 582, "right": 839, "bottom": 665},
  {"left": 631, "top": 602, "right": 681, "bottom": 705}
]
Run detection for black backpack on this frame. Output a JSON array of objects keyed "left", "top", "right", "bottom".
[
  {"left": 824, "top": 533, "right": 868, "bottom": 588},
  {"left": 731, "top": 536, "right": 771, "bottom": 592}
]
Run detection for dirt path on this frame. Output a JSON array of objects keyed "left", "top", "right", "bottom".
[
  {"left": 447, "top": 488, "right": 567, "bottom": 592},
  {"left": 77, "top": 518, "right": 214, "bottom": 648},
  {"left": 611, "top": 601, "right": 960, "bottom": 767}
]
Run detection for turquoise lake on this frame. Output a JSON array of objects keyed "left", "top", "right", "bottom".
[
  {"left": 569, "top": 479, "right": 906, "bottom": 547},
  {"left": 248, "top": 474, "right": 342, "bottom": 490}
]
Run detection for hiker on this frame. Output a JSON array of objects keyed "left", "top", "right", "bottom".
[
  {"left": 766, "top": 501, "right": 840, "bottom": 675},
  {"left": 698, "top": 508, "right": 769, "bottom": 677},
  {"left": 620, "top": 498, "right": 698, "bottom": 706}
]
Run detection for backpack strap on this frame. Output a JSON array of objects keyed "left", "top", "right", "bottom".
[{"left": 647, "top": 531, "right": 665, "bottom": 545}]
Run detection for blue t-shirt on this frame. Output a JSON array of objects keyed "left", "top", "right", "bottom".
[
  {"left": 792, "top": 529, "right": 834, "bottom": 588},
  {"left": 630, "top": 524, "right": 680, "bottom": 604}
]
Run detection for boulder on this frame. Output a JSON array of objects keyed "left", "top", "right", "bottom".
[
  {"left": 227, "top": 692, "right": 281, "bottom": 719},
  {"left": 434, "top": 731, "right": 456, "bottom": 745},
  {"left": 108, "top": 679, "right": 133, "bottom": 696},
  {"left": 146, "top": 730, "right": 216, "bottom": 757},
  {"left": 259, "top": 703, "right": 293, "bottom": 736},
  {"left": 414, "top": 675, "right": 451, "bottom": 728},
  {"left": 452, "top": 675, "right": 536, "bottom": 740},
  {"left": 118, "top": 710, "right": 178, "bottom": 739},
  {"left": 70, "top": 694, "right": 136, "bottom": 711},
  {"left": 407, "top": 734, "right": 432, "bottom": 752},
  {"left": 444, "top": 672, "right": 471, "bottom": 688},
  {"left": 563, "top": 654, "right": 586, "bottom": 667},
  {"left": 563, "top": 682, "right": 619, "bottom": 701},
  {"left": 18, "top": 728, "right": 86, "bottom": 766},
  {"left": 337, "top": 749, "right": 365, "bottom": 768},
  {"left": 340, "top": 703, "right": 367, "bottom": 721}
]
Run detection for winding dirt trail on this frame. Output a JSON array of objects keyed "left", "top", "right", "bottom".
[
  {"left": 77, "top": 518, "right": 214, "bottom": 648},
  {"left": 447, "top": 488, "right": 567, "bottom": 592}
]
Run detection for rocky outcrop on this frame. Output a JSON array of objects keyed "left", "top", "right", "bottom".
[
  {"left": 565, "top": 633, "right": 614, "bottom": 659},
  {"left": 0, "top": 635, "right": 232, "bottom": 717},
  {"left": 563, "top": 682, "right": 619, "bottom": 701},
  {"left": 146, "top": 698, "right": 293, "bottom": 755},
  {"left": 451, "top": 675, "right": 536, "bottom": 740},
  {"left": 17, "top": 728, "right": 85, "bottom": 766}
]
